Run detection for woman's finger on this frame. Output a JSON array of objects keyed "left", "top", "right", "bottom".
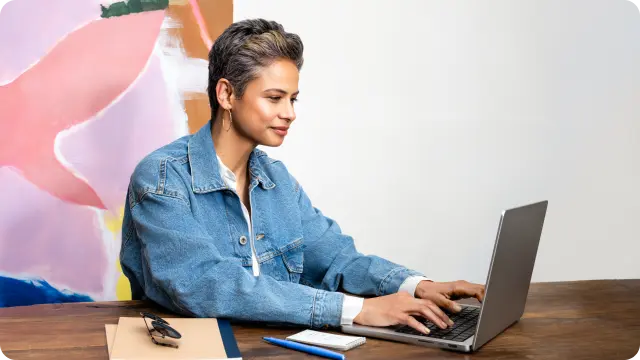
[
  {"left": 407, "top": 310, "right": 445, "bottom": 330},
  {"left": 406, "top": 299, "right": 448, "bottom": 328},
  {"left": 427, "top": 302, "right": 454, "bottom": 327},
  {"left": 416, "top": 303, "right": 449, "bottom": 329},
  {"left": 405, "top": 315, "right": 430, "bottom": 335},
  {"left": 433, "top": 293, "right": 463, "bottom": 313},
  {"left": 451, "top": 281, "right": 486, "bottom": 302},
  {"left": 476, "top": 285, "right": 486, "bottom": 302},
  {"left": 465, "top": 284, "right": 485, "bottom": 303}
]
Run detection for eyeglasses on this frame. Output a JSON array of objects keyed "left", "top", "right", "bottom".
[{"left": 140, "top": 312, "right": 182, "bottom": 349}]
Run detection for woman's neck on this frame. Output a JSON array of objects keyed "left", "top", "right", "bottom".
[{"left": 210, "top": 114, "right": 255, "bottom": 178}]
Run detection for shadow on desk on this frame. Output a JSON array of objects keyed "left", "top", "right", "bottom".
[{"left": 0, "top": 280, "right": 638, "bottom": 360}]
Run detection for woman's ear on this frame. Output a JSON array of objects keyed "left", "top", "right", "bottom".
[{"left": 216, "top": 78, "right": 235, "bottom": 110}]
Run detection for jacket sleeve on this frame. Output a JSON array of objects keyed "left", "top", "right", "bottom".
[
  {"left": 128, "top": 190, "right": 345, "bottom": 328},
  {"left": 293, "top": 179, "right": 426, "bottom": 297}
]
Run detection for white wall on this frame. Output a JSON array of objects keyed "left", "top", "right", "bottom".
[{"left": 234, "top": 0, "right": 640, "bottom": 283}]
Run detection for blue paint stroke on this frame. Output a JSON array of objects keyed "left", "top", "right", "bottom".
[{"left": 0, "top": 276, "right": 93, "bottom": 307}]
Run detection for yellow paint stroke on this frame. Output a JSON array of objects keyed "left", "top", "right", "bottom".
[
  {"left": 116, "top": 260, "right": 132, "bottom": 300},
  {"left": 104, "top": 206, "right": 131, "bottom": 300},
  {"left": 104, "top": 207, "right": 125, "bottom": 234}
]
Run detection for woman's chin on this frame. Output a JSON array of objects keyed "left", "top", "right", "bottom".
[{"left": 260, "top": 136, "right": 286, "bottom": 147}]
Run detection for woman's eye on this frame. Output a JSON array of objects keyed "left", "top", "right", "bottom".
[
  {"left": 269, "top": 96, "right": 281, "bottom": 101},
  {"left": 291, "top": 98, "right": 298, "bottom": 103}
]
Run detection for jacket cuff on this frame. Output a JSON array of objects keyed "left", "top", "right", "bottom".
[
  {"left": 378, "top": 267, "right": 426, "bottom": 296},
  {"left": 311, "top": 290, "right": 344, "bottom": 328}
]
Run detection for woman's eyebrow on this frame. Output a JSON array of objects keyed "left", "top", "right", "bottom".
[{"left": 263, "top": 88, "right": 300, "bottom": 96}]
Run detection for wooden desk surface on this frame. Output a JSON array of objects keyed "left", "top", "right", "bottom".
[{"left": 0, "top": 280, "right": 638, "bottom": 359}]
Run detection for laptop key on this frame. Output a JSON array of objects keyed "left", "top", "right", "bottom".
[
  {"left": 460, "top": 330, "right": 475, "bottom": 338},
  {"left": 397, "top": 327, "right": 416, "bottom": 334},
  {"left": 453, "top": 333, "right": 473, "bottom": 342},
  {"left": 455, "top": 322, "right": 475, "bottom": 333},
  {"left": 406, "top": 328, "right": 422, "bottom": 335}
]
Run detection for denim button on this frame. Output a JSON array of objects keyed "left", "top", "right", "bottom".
[{"left": 239, "top": 236, "right": 247, "bottom": 245}]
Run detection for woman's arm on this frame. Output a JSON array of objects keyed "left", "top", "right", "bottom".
[
  {"left": 290, "top": 178, "right": 486, "bottom": 332},
  {"left": 292, "top": 177, "right": 426, "bottom": 298},
  {"left": 125, "top": 189, "right": 345, "bottom": 329}
]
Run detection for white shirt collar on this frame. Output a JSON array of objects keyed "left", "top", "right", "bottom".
[{"left": 216, "top": 155, "right": 237, "bottom": 186}]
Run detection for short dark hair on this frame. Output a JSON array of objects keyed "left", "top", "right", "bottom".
[{"left": 207, "top": 19, "right": 304, "bottom": 117}]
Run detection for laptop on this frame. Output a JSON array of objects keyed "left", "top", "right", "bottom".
[{"left": 341, "top": 200, "right": 548, "bottom": 353}]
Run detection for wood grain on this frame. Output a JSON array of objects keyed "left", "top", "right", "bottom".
[{"left": 0, "top": 280, "right": 638, "bottom": 359}]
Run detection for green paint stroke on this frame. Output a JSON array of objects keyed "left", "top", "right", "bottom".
[{"left": 100, "top": 0, "right": 169, "bottom": 18}]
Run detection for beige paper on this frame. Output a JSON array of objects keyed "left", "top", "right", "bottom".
[
  {"left": 105, "top": 324, "right": 118, "bottom": 356},
  {"left": 110, "top": 317, "right": 229, "bottom": 360}
]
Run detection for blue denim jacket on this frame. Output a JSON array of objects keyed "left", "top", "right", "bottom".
[{"left": 120, "top": 121, "right": 425, "bottom": 328}]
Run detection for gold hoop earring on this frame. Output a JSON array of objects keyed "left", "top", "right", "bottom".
[{"left": 225, "top": 109, "right": 233, "bottom": 132}]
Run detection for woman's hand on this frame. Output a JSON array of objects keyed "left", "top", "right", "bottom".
[
  {"left": 415, "top": 280, "right": 486, "bottom": 314},
  {"left": 353, "top": 292, "right": 455, "bottom": 335}
]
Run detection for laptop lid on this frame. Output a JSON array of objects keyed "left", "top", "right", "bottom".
[{"left": 472, "top": 201, "right": 548, "bottom": 350}]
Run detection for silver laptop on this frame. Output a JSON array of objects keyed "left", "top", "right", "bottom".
[{"left": 341, "top": 200, "right": 548, "bottom": 353}]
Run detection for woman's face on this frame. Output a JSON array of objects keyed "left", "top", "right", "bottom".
[{"left": 230, "top": 59, "right": 299, "bottom": 147}]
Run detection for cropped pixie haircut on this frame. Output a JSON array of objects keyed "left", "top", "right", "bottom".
[{"left": 207, "top": 18, "right": 304, "bottom": 117}]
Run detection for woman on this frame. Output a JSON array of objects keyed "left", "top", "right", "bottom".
[{"left": 120, "top": 18, "right": 485, "bottom": 335}]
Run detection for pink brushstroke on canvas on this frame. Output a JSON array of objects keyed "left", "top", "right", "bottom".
[
  {"left": 0, "top": 9, "right": 165, "bottom": 209},
  {"left": 0, "top": 0, "right": 102, "bottom": 84},
  {"left": 188, "top": 0, "right": 212, "bottom": 49},
  {"left": 0, "top": 0, "right": 180, "bottom": 296},
  {"left": 0, "top": 169, "right": 107, "bottom": 293},
  {"left": 58, "top": 54, "right": 177, "bottom": 212}
]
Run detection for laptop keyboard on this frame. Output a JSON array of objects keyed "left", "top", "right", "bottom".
[{"left": 395, "top": 306, "right": 480, "bottom": 342}]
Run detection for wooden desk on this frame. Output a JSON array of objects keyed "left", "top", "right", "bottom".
[{"left": 0, "top": 280, "right": 638, "bottom": 359}]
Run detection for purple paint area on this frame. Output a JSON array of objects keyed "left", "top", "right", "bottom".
[
  {"left": 0, "top": 169, "right": 107, "bottom": 294},
  {"left": 58, "top": 54, "right": 181, "bottom": 211},
  {"left": 0, "top": 0, "right": 102, "bottom": 83}
]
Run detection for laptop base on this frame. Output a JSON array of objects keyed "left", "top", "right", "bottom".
[
  {"left": 341, "top": 304, "right": 480, "bottom": 353},
  {"left": 342, "top": 323, "right": 474, "bottom": 353}
]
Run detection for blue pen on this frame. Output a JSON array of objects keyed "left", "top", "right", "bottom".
[{"left": 263, "top": 336, "right": 346, "bottom": 360}]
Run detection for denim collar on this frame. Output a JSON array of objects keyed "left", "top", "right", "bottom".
[{"left": 187, "top": 120, "right": 276, "bottom": 194}]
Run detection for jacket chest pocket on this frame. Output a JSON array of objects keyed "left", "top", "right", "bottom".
[{"left": 280, "top": 238, "right": 304, "bottom": 283}]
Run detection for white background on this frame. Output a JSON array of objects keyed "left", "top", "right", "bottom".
[{"left": 234, "top": 0, "right": 640, "bottom": 284}]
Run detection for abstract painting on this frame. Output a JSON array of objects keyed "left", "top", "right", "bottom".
[{"left": 0, "top": 0, "right": 232, "bottom": 306}]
